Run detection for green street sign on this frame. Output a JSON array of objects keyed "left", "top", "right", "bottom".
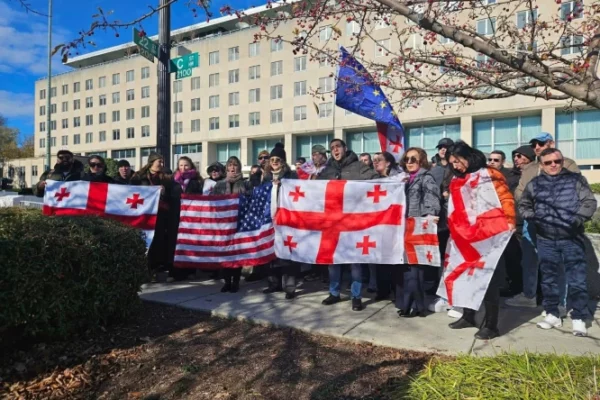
[
  {"left": 170, "top": 53, "right": 199, "bottom": 79},
  {"left": 133, "top": 28, "right": 158, "bottom": 62}
]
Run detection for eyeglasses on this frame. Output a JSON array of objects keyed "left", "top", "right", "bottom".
[
  {"left": 542, "top": 159, "right": 563, "bottom": 166},
  {"left": 373, "top": 158, "right": 383, "bottom": 163},
  {"left": 530, "top": 140, "right": 547, "bottom": 148},
  {"left": 514, "top": 153, "right": 523, "bottom": 159},
  {"left": 402, "top": 156, "right": 418, "bottom": 164},
  {"left": 258, "top": 156, "right": 269, "bottom": 160},
  {"left": 488, "top": 158, "right": 501, "bottom": 163},
  {"left": 89, "top": 162, "right": 103, "bottom": 168},
  {"left": 270, "top": 157, "right": 282, "bottom": 163}
]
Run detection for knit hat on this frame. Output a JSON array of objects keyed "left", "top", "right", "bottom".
[
  {"left": 436, "top": 138, "right": 454, "bottom": 149},
  {"left": 147, "top": 152, "right": 163, "bottom": 165},
  {"left": 117, "top": 159, "right": 131, "bottom": 168},
  {"left": 206, "top": 161, "right": 225, "bottom": 174},
  {"left": 311, "top": 144, "right": 327, "bottom": 155},
  {"left": 512, "top": 145, "right": 536, "bottom": 162},
  {"left": 270, "top": 143, "right": 286, "bottom": 162},
  {"left": 57, "top": 150, "right": 74, "bottom": 157}
]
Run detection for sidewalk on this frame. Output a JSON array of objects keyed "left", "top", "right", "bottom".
[{"left": 140, "top": 276, "right": 600, "bottom": 356}]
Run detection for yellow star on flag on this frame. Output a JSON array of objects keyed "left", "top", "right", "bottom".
[
  {"left": 373, "top": 89, "right": 381, "bottom": 96},
  {"left": 380, "top": 101, "right": 387, "bottom": 109}
]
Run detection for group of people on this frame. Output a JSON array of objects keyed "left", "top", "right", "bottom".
[{"left": 35, "top": 131, "right": 597, "bottom": 339}]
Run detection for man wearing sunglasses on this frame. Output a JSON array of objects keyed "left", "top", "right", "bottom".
[
  {"left": 34, "top": 150, "right": 84, "bottom": 197},
  {"left": 519, "top": 148, "right": 596, "bottom": 337}
]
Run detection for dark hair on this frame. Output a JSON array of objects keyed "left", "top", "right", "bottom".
[
  {"left": 446, "top": 141, "right": 487, "bottom": 177},
  {"left": 379, "top": 151, "right": 398, "bottom": 176},
  {"left": 400, "top": 147, "right": 430, "bottom": 170},
  {"left": 330, "top": 138, "right": 346, "bottom": 148},
  {"left": 251, "top": 164, "right": 261, "bottom": 170},
  {"left": 88, "top": 155, "right": 106, "bottom": 166},
  {"left": 295, "top": 157, "right": 306, "bottom": 164},
  {"left": 539, "top": 148, "right": 562, "bottom": 158},
  {"left": 490, "top": 150, "right": 506, "bottom": 161},
  {"left": 226, "top": 156, "right": 242, "bottom": 171},
  {"left": 177, "top": 156, "right": 195, "bottom": 169},
  {"left": 359, "top": 153, "right": 372, "bottom": 160}
]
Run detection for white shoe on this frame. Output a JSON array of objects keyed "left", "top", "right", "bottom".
[
  {"left": 447, "top": 307, "right": 463, "bottom": 319},
  {"left": 541, "top": 306, "right": 568, "bottom": 318},
  {"left": 505, "top": 293, "right": 537, "bottom": 308},
  {"left": 428, "top": 298, "right": 450, "bottom": 313},
  {"left": 572, "top": 319, "right": 587, "bottom": 337},
  {"left": 537, "top": 314, "right": 562, "bottom": 330}
]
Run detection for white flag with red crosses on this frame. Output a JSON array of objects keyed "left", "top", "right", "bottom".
[{"left": 404, "top": 216, "right": 441, "bottom": 267}]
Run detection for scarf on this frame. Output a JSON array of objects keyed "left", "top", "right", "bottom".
[
  {"left": 174, "top": 169, "right": 197, "bottom": 192},
  {"left": 408, "top": 170, "right": 420, "bottom": 184},
  {"left": 225, "top": 173, "right": 244, "bottom": 194}
]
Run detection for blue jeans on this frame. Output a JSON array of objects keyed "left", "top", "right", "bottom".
[
  {"left": 329, "top": 264, "right": 362, "bottom": 299},
  {"left": 537, "top": 236, "right": 590, "bottom": 321}
]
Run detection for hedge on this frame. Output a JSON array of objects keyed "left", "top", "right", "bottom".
[{"left": 0, "top": 208, "right": 148, "bottom": 342}]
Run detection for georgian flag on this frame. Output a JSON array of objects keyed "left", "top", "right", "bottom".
[
  {"left": 43, "top": 180, "right": 161, "bottom": 247},
  {"left": 405, "top": 216, "right": 440, "bottom": 267}
]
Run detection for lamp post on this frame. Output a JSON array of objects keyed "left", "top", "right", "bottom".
[{"left": 45, "top": 0, "right": 53, "bottom": 171}]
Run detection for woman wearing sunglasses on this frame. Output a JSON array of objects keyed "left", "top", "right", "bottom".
[{"left": 83, "top": 155, "right": 114, "bottom": 183}]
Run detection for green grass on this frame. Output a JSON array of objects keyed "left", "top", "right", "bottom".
[{"left": 406, "top": 353, "right": 600, "bottom": 400}]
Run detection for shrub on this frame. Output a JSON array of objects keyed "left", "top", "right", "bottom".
[
  {"left": 590, "top": 183, "right": 600, "bottom": 194},
  {"left": 586, "top": 207, "right": 600, "bottom": 234},
  {"left": 0, "top": 208, "right": 148, "bottom": 342}
]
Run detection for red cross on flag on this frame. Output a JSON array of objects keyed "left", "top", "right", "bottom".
[
  {"left": 43, "top": 180, "right": 161, "bottom": 247},
  {"left": 377, "top": 122, "right": 405, "bottom": 162},
  {"left": 274, "top": 180, "right": 406, "bottom": 264},
  {"left": 404, "top": 217, "right": 441, "bottom": 267},
  {"left": 436, "top": 168, "right": 513, "bottom": 311}
]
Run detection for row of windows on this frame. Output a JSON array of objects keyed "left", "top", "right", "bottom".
[
  {"left": 39, "top": 88, "right": 151, "bottom": 116},
  {"left": 39, "top": 107, "right": 152, "bottom": 131},
  {"left": 38, "top": 126, "right": 151, "bottom": 148}
]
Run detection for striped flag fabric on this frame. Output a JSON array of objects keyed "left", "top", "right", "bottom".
[{"left": 174, "top": 183, "right": 276, "bottom": 268}]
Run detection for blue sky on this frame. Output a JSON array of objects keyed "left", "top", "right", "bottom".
[{"left": 0, "top": 0, "right": 249, "bottom": 143}]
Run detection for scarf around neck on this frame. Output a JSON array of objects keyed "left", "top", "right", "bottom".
[{"left": 174, "top": 169, "right": 197, "bottom": 192}]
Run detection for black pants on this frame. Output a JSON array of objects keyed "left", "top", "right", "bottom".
[
  {"left": 223, "top": 268, "right": 242, "bottom": 284},
  {"left": 267, "top": 260, "right": 300, "bottom": 294},
  {"left": 402, "top": 266, "right": 426, "bottom": 312},
  {"left": 463, "top": 255, "right": 505, "bottom": 313},
  {"left": 504, "top": 234, "right": 523, "bottom": 294}
]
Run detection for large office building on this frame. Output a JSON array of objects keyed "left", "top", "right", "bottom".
[{"left": 6, "top": 1, "right": 600, "bottom": 187}]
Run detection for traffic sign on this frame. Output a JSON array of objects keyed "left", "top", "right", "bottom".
[
  {"left": 170, "top": 53, "right": 199, "bottom": 79},
  {"left": 133, "top": 28, "right": 158, "bottom": 62}
]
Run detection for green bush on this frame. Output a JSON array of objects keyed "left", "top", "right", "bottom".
[
  {"left": 0, "top": 208, "right": 148, "bottom": 341},
  {"left": 590, "top": 183, "right": 600, "bottom": 194},
  {"left": 586, "top": 207, "right": 600, "bottom": 234}
]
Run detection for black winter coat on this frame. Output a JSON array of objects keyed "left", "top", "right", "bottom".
[
  {"left": 317, "top": 151, "right": 379, "bottom": 181},
  {"left": 34, "top": 160, "right": 85, "bottom": 197}
]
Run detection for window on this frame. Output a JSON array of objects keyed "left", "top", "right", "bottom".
[
  {"left": 99, "top": 76, "right": 106, "bottom": 88},
  {"left": 39, "top": 106, "right": 45, "bottom": 116},
  {"left": 318, "top": 77, "right": 334, "bottom": 93},
  {"left": 376, "top": 39, "right": 391, "bottom": 57},
  {"left": 270, "top": 109, "right": 283, "bottom": 124},
  {"left": 406, "top": 123, "right": 460, "bottom": 156},
  {"left": 112, "top": 73, "right": 120, "bottom": 85},
  {"left": 249, "top": 65, "right": 261, "bottom": 80},
  {"left": 32, "top": 165, "right": 38, "bottom": 177},
  {"left": 99, "top": 130, "right": 106, "bottom": 142},
  {"left": 191, "top": 119, "right": 201, "bottom": 132},
  {"left": 191, "top": 77, "right": 200, "bottom": 90},
  {"left": 249, "top": 88, "right": 261, "bottom": 103},
  {"left": 141, "top": 66, "right": 150, "bottom": 79},
  {"left": 444, "top": 96, "right": 458, "bottom": 104},
  {"left": 126, "top": 89, "right": 135, "bottom": 101},
  {"left": 319, "top": 26, "right": 332, "bottom": 42},
  {"left": 319, "top": 102, "right": 333, "bottom": 118},
  {"left": 50, "top": 120, "right": 56, "bottom": 130},
  {"left": 86, "top": 97, "right": 93, "bottom": 108},
  {"left": 99, "top": 95, "right": 106, "bottom": 106},
  {"left": 173, "top": 80, "right": 183, "bottom": 93},
  {"left": 209, "top": 73, "right": 219, "bottom": 87},
  {"left": 191, "top": 98, "right": 201, "bottom": 111},
  {"left": 62, "top": 84, "right": 68, "bottom": 95},
  {"left": 271, "top": 61, "right": 283, "bottom": 76},
  {"left": 216, "top": 142, "right": 240, "bottom": 163},
  {"left": 85, "top": 115, "right": 93, "bottom": 126},
  {"left": 61, "top": 118, "right": 68, "bottom": 129},
  {"left": 294, "top": 106, "right": 307, "bottom": 121},
  {"left": 112, "top": 148, "right": 136, "bottom": 158},
  {"left": 209, "top": 51, "right": 220, "bottom": 65},
  {"left": 39, "top": 138, "right": 45, "bottom": 148},
  {"left": 50, "top": 87, "right": 57, "bottom": 97},
  {"left": 200, "top": 95, "right": 216, "bottom": 111},
  {"left": 112, "top": 92, "right": 120, "bottom": 104},
  {"left": 556, "top": 109, "right": 600, "bottom": 159},
  {"left": 50, "top": 137, "right": 56, "bottom": 147},
  {"left": 73, "top": 117, "right": 80, "bottom": 127},
  {"left": 561, "top": 35, "right": 584, "bottom": 55},
  {"left": 142, "top": 106, "right": 150, "bottom": 118},
  {"left": 39, "top": 122, "right": 45, "bottom": 132},
  {"left": 112, "top": 129, "right": 120, "bottom": 140},
  {"left": 473, "top": 116, "right": 541, "bottom": 155},
  {"left": 249, "top": 42, "right": 260, "bottom": 57},
  {"left": 126, "top": 128, "right": 135, "bottom": 139},
  {"left": 39, "top": 89, "right": 46, "bottom": 99},
  {"left": 126, "top": 70, "right": 134, "bottom": 82},
  {"left": 142, "top": 86, "right": 150, "bottom": 98},
  {"left": 174, "top": 101, "right": 183, "bottom": 113},
  {"left": 347, "top": 131, "right": 381, "bottom": 153},
  {"left": 296, "top": 134, "right": 332, "bottom": 158},
  {"left": 141, "top": 126, "right": 150, "bottom": 137},
  {"left": 319, "top": 56, "right": 331, "bottom": 67},
  {"left": 112, "top": 111, "right": 120, "bottom": 122},
  {"left": 476, "top": 18, "right": 496, "bottom": 35},
  {"left": 99, "top": 113, "right": 106, "bottom": 124},
  {"left": 294, "top": 56, "right": 307, "bottom": 72},
  {"left": 86, "top": 132, "right": 93, "bottom": 143},
  {"left": 252, "top": 138, "right": 284, "bottom": 161},
  {"left": 294, "top": 81, "right": 307, "bottom": 96},
  {"left": 271, "top": 85, "right": 283, "bottom": 100},
  {"left": 249, "top": 112, "right": 260, "bottom": 126},
  {"left": 375, "top": 13, "right": 391, "bottom": 29},
  {"left": 50, "top": 103, "right": 56, "bottom": 114},
  {"left": 560, "top": 1, "right": 583, "bottom": 20},
  {"left": 173, "top": 143, "right": 202, "bottom": 154},
  {"left": 228, "top": 69, "right": 239, "bottom": 84},
  {"left": 174, "top": 121, "right": 183, "bottom": 134},
  {"left": 73, "top": 134, "right": 80, "bottom": 145},
  {"left": 85, "top": 79, "right": 93, "bottom": 90},
  {"left": 61, "top": 135, "right": 68, "bottom": 146},
  {"left": 271, "top": 38, "right": 283, "bottom": 52},
  {"left": 228, "top": 46, "right": 239, "bottom": 61},
  {"left": 229, "top": 92, "right": 240, "bottom": 106},
  {"left": 229, "top": 114, "right": 240, "bottom": 128},
  {"left": 61, "top": 102, "right": 68, "bottom": 112},
  {"left": 346, "top": 20, "right": 360, "bottom": 36},
  {"left": 73, "top": 82, "right": 80, "bottom": 93},
  {"left": 209, "top": 117, "right": 220, "bottom": 130},
  {"left": 517, "top": 9, "right": 538, "bottom": 29},
  {"left": 126, "top": 108, "right": 135, "bottom": 120}
]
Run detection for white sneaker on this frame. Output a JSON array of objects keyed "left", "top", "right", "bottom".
[
  {"left": 541, "top": 306, "right": 568, "bottom": 318},
  {"left": 537, "top": 314, "right": 562, "bottom": 330},
  {"left": 572, "top": 319, "right": 587, "bottom": 337},
  {"left": 428, "top": 298, "right": 450, "bottom": 313},
  {"left": 505, "top": 293, "right": 537, "bottom": 308},
  {"left": 447, "top": 307, "right": 463, "bottom": 319}
]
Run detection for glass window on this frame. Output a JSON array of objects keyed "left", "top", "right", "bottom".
[
  {"left": 73, "top": 82, "right": 80, "bottom": 92},
  {"left": 271, "top": 61, "right": 283, "bottom": 76},
  {"left": 111, "top": 148, "right": 136, "bottom": 158},
  {"left": 319, "top": 102, "right": 333, "bottom": 118},
  {"left": 39, "top": 89, "right": 46, "bottom": 99},
  {"left": 126, "top": 128, "right": 135, "bottom": 139},
  {"left": 229, "top": 114, "right": 240, "bottom": 128},
  {"left": 209, "top": 95, "right": 219, "bottom": 109},
  {"left": 296, "top": 134, "right": 332, "bottom": 158},
  {"left": 346, "top": 20, "right": 360, "bottom": 36},
  {"left": 209, "top": 73, "right": 219, "bottom": 87},
  {"left": 294, "top": 81, "right": 307, "bottom": 96},
  {"left": 173, "top": 80, "right": 183, "bottom": 93},
  {"left": 249, "top": 65, "right": 261, "bottom": 80},
  {"left": 209, "top": 51, "right": 220, "bottom": 65},
  {"left": 318, "top": 77, "right": 334, "bottom": 93},
  {"left": 270, "top": 85, "right": 283, "bottom": 100},
  {"left": 209, "top": 117, "right": 220, "bottom": 130},
  {"left": 249, "top": 112, "right": 260, "bottom": 126},
  {"left": 252, "top": 138, "right": 284, "bottom": 161},
  {"left": 141, "top": 66, "right": 150, "bottom": 79},
  {"left": 319, "top": 26, "right": 332, "bottom": 42},
  {"left": 174, "top": 100, "right": 183, "bottom": 113},
  {"left": 561, "top": 35, "right": 584, "bottom": 56},
  {"left": 112, "top": 73, "right": 120, "bottom": 85},
  {"left": 112, "top": 110, "right": 120, "bottom": 122},
  {"left": 86, "top": 132, "right": 93, "bottom": 143},
  {"left": 74, "top": 134, "right": 80, "bottom": 145},
  {"left": 85, "top": 79, "right": 93, "bottom": 90},
  {"left": 249, "top": 42, "right": 260, "bottom": 57},
  {"left": 126, "top": 89, "right": 135, "bottom": 101},
  {"left": 112, "top": 129, "right": 120, "bottom": 140},
  {"left": 560, "top": 1, "right": 583, "bottom": 20},
  {"left": 347, "top": 131, "right": 380, "bottom": 154},
  {"left": 99, "top": 113, "right": 106, "bottom": 124},
  {"left": 62, "top": 84, "right": 68, "bottom": 95},
  {"left": 142, "top": 86, "right": 150, "bottom": 98},
  {"left": 191, "top": 98, "right": 201, "bottom": 111},
  {"left": 294, "top": 106, "right": 307, "bottom": 121},
  {"left": 229, "top": 92, "right": 239, "bottom": 106},
  {"left": 271, "top": 109, "right": 283, "bottom": 124},
  {"left": 126, "top": 108, "right": 135, "bottom": 120},
  {"left": 556, "top": 109, "right": 600, "bottom": 159},
  {"left": 99, "top": 76, "right": 106, "bottom": 88},
  {"left": 99, "top": 95, "right": 107, "bottom": 106},
  {"left": 228, "top": 46, "right": 239, "bottom": 61},
  {"left": 85, "top": 115, "right": 93, "bottom": 126},
  {"left": 472, "top": 116, "right": 541, "bottom": 155},
  {"left": 476, "top": 18, "right": 496, "bottom": 35},
  {"left": 141, "top": 126, "right": 150, "bottom": 137},
  {"left": 216, "top": 142, "right": 240, "bottom": 163},
  {"left": 174, "top": 121, "right": 183, "bottom": 134},
  {"left": 62, "top": 101, "right": 68, "bottom": 112},
  {"left": 516, "top": 9, "right": 537, "bottom": 29},
  {"left": 407, "top": 122, "right": 461, "bottom": 156},
  {"left": 99, "top": 131, "right": 106, "bottom": 141},
  {"left": 112, "top": 92, "right": 120, "bottom": 104},
  {"left": 249, "top": 88, "right": 261, "bottom": 103},
  {"left": 126, "top": 70, "right": 134, "bottom": 82},
  {"left": 294, "top": 56, "right": 307, "bottom": 72},
  {"left": 142, "top": 106, "right": 150, "bottom": 118},
  {"left": 61, "top": 135, "right": 68, "bottom": 146},
  {"left": 86, "top": 97, "right": 93, "bottom": 108},
  {"left": 191, "top": 77, "right": 201, "bottom": 90},
  {"left": 229, "top": 69, "right": 239, "bottom": 84},
  {"left": 73, "top": 117, "right": 80, "bottom": 127},
  {"left": 271, "top": 38, "right": 283, "bottom": 52}
]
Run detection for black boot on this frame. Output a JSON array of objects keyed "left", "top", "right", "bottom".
[
  {"left": 221, "top": 280, "right": 232, "bottom": 292},
  {"left": 449, "top": 308, "right": 477, "bottom": 329},
  {"left": 230, "top": 279, "right": 240, "bottom": 293},
  {"left": 475, "top": 302, "right": 500, "bottom": 340}
]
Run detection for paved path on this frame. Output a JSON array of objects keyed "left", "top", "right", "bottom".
[{"left": 140, "top": 276, "right": 600, "bottom": 356}]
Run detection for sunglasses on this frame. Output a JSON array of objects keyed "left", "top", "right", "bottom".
[
  {"left": 258, "top": 156, "right": 269, "bottom": 160},
  {"left": 270, "top": 157, "right": 282, "bottom": 163},
  {"left": 89, "top": 162, "right": 104, "bottom": 168},
  {"left": 58, "top": 156, "right": 72, "bottom": 161},
  {"left": 530, "top": 140, "right": 547, "bottom": 148},
  {"left": 403, "top": 156, "right": 418, "bottom": 164},
  {"left": 514, "top": 153, "right": 524, "bottom": 159},
  {"left": 542, "top": 159, "right": 563, "bottom": 166},
  {"left": 488, "top": 158, "right": 501, "bottom": 163}
]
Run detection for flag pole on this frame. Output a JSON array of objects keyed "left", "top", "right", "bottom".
[{"left": 332, "top": 47, "right": 340, "bottom": 139}]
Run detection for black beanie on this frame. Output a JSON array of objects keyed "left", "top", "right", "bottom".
[
  {"left": 270, "top": 143, "right": 286, "bottom": 162},
  {"left": 512, "top": 145, "right": 535, "bottom": 162},
  {"left": 117, "top": 159, "right": 131, "bottom": 168}
]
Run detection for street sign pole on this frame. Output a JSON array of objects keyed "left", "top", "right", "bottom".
[
  {"left": 157, "top": 0, "right": 171, "bottom": 170},
  {"left": 45, "top": 0, "right": 53, "bottom": 172}
]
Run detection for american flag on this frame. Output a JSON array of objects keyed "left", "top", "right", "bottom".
[{"left": 174, "top": 183, "right": 276, "bottom": 268}]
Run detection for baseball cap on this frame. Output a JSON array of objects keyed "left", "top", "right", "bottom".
[
  {"left": 436, "top": 138, "right": 454, "bottom": 149},
  {"left": 529, "top": 132, "right": 553, "bottom": 144},
  {"left": 312, "top": 144, "right": 328, "bottom": 155}
]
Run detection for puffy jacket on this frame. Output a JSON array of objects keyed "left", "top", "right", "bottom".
[
  {"left": 405, "top": 169, "right": 441, "bottom": 217},
  {"left": 317, "top": 151, "right": 379, "bottom": 181},
  {"left": 519, "top": 169, "right": 597, "bottom": 239},
  {"left": 34, "top": 160, "right": 85, "bottom": 197},
  {"left": 515, "top": 156, "right": 579, "bottom": 200}
]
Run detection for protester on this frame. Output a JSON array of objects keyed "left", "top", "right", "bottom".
[
  {"left": 257, "top": 150, "right": 270, "bottom": 170},
  {"left": 203, "top": 162, "right": 225, "bottom": 195},
  {"left": 445, "top": 141, "right": 515, "bottom": 340},
  {"left": 114, "top": 160, "right": 134, "bottom": 184},
  {"left": 359, "top": 153, "right": 374, "bottom": 169},
  {"left": 504, "top": 146, "right": 535, "bottom": 193},
  {"left": 318, "top": 139, "right": 379, "bottom": 311},
  {"left": 487, "top": 150, "right": 511, "bottom": 178},
  {"left": 519, "top": 148, "right": 597, "bottom": 337},
  {"left": 295, "top": 157, "right": 306, "bottom": 170},
  {"left": 82, "top": 155, "right": 114, "bottom": 183},
  {"left": 397, "top": 148, "right": 441, "bottom": 318},
  {"left": 304, "top": 144, "right": 329, "bottom": 180},
  {"left": 34, "top": 150, "right": 84, "bottom": 197},
  {"left": 430, "top": 138, "right": 454, "bottom": 170}
]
